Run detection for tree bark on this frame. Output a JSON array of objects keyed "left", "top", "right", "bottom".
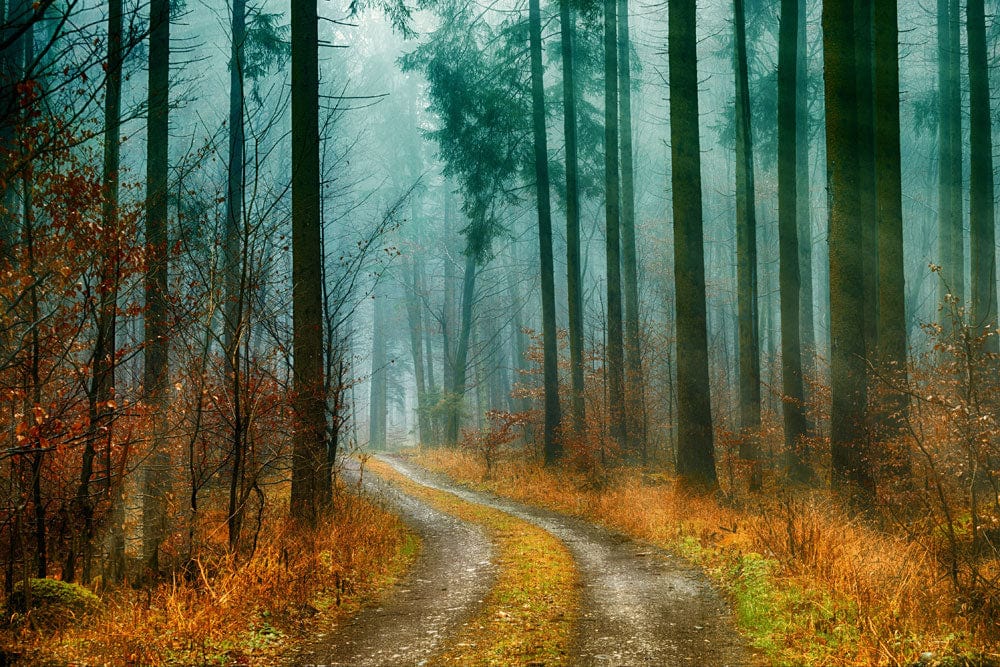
[
  {"left": 824, "top": 0, "right": 873, "bottom": 505},
  {"left": 937, "top": 0, "right": 963, "bottom": 323},
  {"left": 734, "top": 0, "right": 762, "bottom": 483},
  {"left": 290, "top": 0, "right": 328, "bottom": 524},
  {"left": 855, "top": 0, "right": 878, "bottom": 366},
  {"left": 778, "top": 0, "right": 810, "bottom": 482},
  {"left": 369, "top": 290, "right": 388, "bottom": 450},
  {"left": 142, "top": 0, "right": 171, "bottom": 572},
  {"left": 446, "top": 253, "right": 477, "bottom": 444},
  {"left": 618, "top": 0, "right": 645, "bottom": 457},
  {"left": 967, "top": 0, "right": 996, "bottom": 351},
  {"left": 796, "top": 0, "right": 815, "bottom": 382},
  {"left": 669, "top": 0, "right": 716, "bottom": 488},
  {"left": 560, "top": 0, "right": 586, "bottom": 437},
  {"left": 528, "top": 0, "right": 563, "bottom": 464},
  {"left": 604, "top": 0, "right": 626, "bottom": 452}
]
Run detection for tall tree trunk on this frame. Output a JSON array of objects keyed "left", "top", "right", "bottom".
[
  {"left": 937, "top": 0, "right": 963, "bottom": 322},
  {"left": 855, "top": 0, "right": 878, "bottom": 366},
  {"left": 99, "top": 0, "right": 125, "bottom": 583},
  {"left": 368, "top": 291, "right": 388, "bottom": 450},
  {"left": 290, "top": 0, "right": 327, "bottom": 524},
  {"left": 778, "top": 0, "right": 810, "bottom": 481},
  {"left": 967, "top": 0, "right": 996, "bottom": 351},
  {"left": 142, "top": 0, "right": 171, "bottom": 572},
  {"left": 225, "top": 0, "right": 247, "bottom": 556},
  {"left": 528, "top": 0, "right": 562, "bottom": 463},
  {"left": 406, "top": 260, "right": 430, "bottom": 444},
  {"left": 618, "top": 0, "right": 645, "bottom": 457},
  {"left": 446, "top": 253, "right": 476, "bottom": 444},
  {"left": 604, "top": 0, "right": 626, "bottom": 452},
  {"left": 824, "top": 0, "right": 873, "bottom": 504},
  {"left": 78, "top": 0, "right": 123, "bottom": 584},
  {"left": 874, "top": 0, "right": 909, "bottom": 462},
  {"left": 669, "top": 0, "right": 716, "bottom": 487},
  {"left": 560, "top": 0, "right": 585, "bottom": 437},
  {"left": 796, "top": 0, "right": 815, "bottom": 382},
  {"left": 733, "top": 0, "right": 762, "bottom": 484}
]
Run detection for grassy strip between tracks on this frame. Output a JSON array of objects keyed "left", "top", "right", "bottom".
[{"left": 363, "top": 456, "right": 578, "bottom": 667}]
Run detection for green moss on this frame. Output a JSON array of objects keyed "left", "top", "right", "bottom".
[{"left": 5, "top": 578, "right": 102, "bottom": 627}]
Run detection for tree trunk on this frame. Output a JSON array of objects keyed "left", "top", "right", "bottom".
[
  {"left": 778, "top": 0, "right": 810, "bottom": 482},
  {"left": 937, "top": 0, "right": 963, "bottom": 323},
  {"left": 733, "top": 0, "right": 762, "bottom": 484},
  {"left": 604, "top": 0, "right": 626, "bottom": 452},
  {"left": 100, "top": 0, "right": 125, "bottom": 583},
  {"left": 142, "top": 0, "right": 171, "bottom": 572},
  {"left": 824, "top": 0, "right": 873, "bottom": 505},
  {"left": 796, "top": 0, "right": 815, "bottom": 383},
  {"left": 855, "top": 0, "right": 878, "bottom": 366},
  {"left": 406, "top": 260, "right": 430, "bottom": 444},
  {"left": 369, "top": 290, "right": 388, "bottom": 450},
  {"left": 874, "top": 0, "right": 909, "bottom": 459},
  {"left": 669, "top": 0, "right": 716, "bottom": 488},
  {"left": 967, "top": 0, "right": 996, "bottom": 352},
  {"left": 446, "top": 253, "right": 477, "bottom": 444},
  {"left": 560, "top": 0, "right": 586, "bottom": 437},
  {"left": 290, "top": 0, "right": 328, "bottom": 524},
  {"left": 618, "top": 0, "right": 645, "bottom": 457},
  {"left": 528, "top": 0, "right": 563, "bottom": 464}
]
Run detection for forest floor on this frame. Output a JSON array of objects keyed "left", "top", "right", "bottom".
[{"left": 315, "top": 454, "right": 749, "bottom": 666}]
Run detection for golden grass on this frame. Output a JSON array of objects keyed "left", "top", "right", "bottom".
[
  {"left": 364, "top": 456, "right": 578, "bottom": 666},
  {"left": 1, "top": 488, "right": 417, "bottom": 666},
  {"left": 414, "top": 447, "right": 998, "bottom": 667}
]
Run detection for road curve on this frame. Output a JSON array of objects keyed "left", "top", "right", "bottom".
[
  {"left": 296, "top": 459, "right": 495, "bottom": 667},
  {"left": 379, "top": 454, "right": 750, "bottom": 667}
]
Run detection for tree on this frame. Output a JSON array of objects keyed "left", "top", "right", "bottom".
[
  {"left": 560, "top": 0, "right": 585, "bottom": 437},
  {"left": 777, "top": 0, "right": 810, "bottom": 481},
  {"left": 290, "top": 0, "right": 328, "bottom": 524},
  {"left": 604, "top": 0, "right": 626, "bottom": 452},
  {"left": 733, "top": 0, "right": 761, "bottom": 484},
  {"left": 937, "top": 0, "right": 962, "bottom": 319},
  {"left": 527, "top": 0, "right": 562, "bottom": 463},
  {"left": 368, "top": 289, "right": 388, "bottom": 450},
  {"left": 796, "top": 0, "right": 815, "bottom": 381},
  {"left": 824, "top": 0, "right": 873, "bottom": 504},
  {"left": 669, "top": 0, "right": 715, "bottom": 488},
  {"left": 142, "top": 0, "right": 171, "bottom": 572},
  {"left": 855, "top": 0, "right": 878, "bottom": 364},
  {"left": 618, "top": 0, "right": 645, "bottom": 455},
  {"left": 874, "top": 0, "right": 908, "bottom": 449},
  {"left": 967, "top": 0, "right": 996, "bottom": 351}
]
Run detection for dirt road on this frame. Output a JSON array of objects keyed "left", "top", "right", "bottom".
[
  {"left": 377, "top": 455, "right": 749, "bottom": 667},
  {"left": 296, "top": 461, "right": 495, "bottom": 667}
]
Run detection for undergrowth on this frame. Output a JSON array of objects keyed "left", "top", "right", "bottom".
[
  {"left": 414, "top": 447, "right": 1000, "bottom": 667},
  {"left": 0, "top": 486, "right": 416, "bottom": 666}
]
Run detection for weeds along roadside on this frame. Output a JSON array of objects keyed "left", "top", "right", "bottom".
[
  {"left": 413, "top": 447, "right": 998, "bottom": 667},
  {"left": 1, "top": 485, "right": 418, "bottom": 667}
]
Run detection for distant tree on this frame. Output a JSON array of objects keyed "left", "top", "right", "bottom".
[{"left": 669, "top": 0, "right": 715, "bottom": 487}]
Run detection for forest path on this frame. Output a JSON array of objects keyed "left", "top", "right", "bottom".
[
  {"left": 378, "top": 454, "right": 750, "bottom": 667},
  {"left": 296, "top": 458, "right": 495, "bottom": 667}
]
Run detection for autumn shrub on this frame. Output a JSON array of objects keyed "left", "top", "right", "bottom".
[{"left": 0, "top": 483, "right": 413, "bottom": 665}]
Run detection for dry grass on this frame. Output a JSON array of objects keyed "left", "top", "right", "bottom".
[
  {"left": 1, "top": 487, "right": 417, "bottom": 666},
  {"left": 415, "top": 447, "right": 999, "bottom": 666},
  {"left": 365, "top": 457, "right": 578, "bottom": 666}
]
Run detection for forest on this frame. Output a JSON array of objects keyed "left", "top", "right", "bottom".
[{"left": 0, "top": 0, "right": 998, "bottom": 663}]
